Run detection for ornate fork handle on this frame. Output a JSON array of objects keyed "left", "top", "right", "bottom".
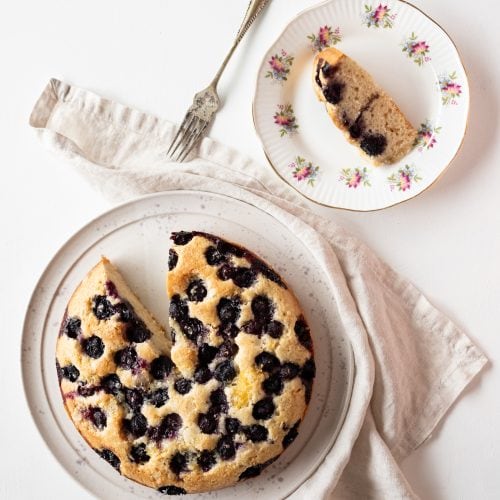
[
  {"left": 167, "top": 0, "right": 270, "bottom": 161},
  {"left": 210, "top": 0, "right": 270, "bottom": 89}
]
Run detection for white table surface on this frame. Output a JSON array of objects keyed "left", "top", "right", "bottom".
[{"left": 1, "top": 0, "right": 499, "bottom": 498}]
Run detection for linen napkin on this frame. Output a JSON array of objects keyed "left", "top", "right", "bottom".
[{"left": 30, "top": 78, "right": 487, "bottom": 499}]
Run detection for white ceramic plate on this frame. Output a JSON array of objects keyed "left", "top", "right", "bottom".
[
  {"left": 253, "top": 0, "right": 469, "bottom": 211},
  {"left": 22, "top": 191, "right": 354, "bottom": 499}
]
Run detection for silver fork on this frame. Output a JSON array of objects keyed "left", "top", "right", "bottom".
[{"left": 167, "top": 0, "right": 270, "bottom": 162}]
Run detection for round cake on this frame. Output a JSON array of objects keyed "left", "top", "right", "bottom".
[{"left": 56, "top": 231, "right": 315, "bottom": 495}]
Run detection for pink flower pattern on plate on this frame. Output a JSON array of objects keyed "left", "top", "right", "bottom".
[
  {"left": 439, "top": 71, "right": 462, "bottom": 105},
  {"left": 265, "top": 50, "right": 294, "bottom": 82},
  {"left": 307, "top": 25, "right": 342, "bottom": 52},
  {"left": 415, "top": 120, "right": 441, "bottom": 151},
  {"left": 388, "top": 165, "right": 422, "bottom": 192},
  {"left": 289, "top": 156, "right": 320, "bottom": 186},
  {"left": 274, "top": 104, "right": 299, "bottom": 137},
  {"left": 339, "top": 167, "right": 371, "bottom": 188},
  {"left": 362, "top": 4, "right": 396, "bottom": 28},
  {"left": 402, "top": 32, "right": 431, "bottom": 66}
]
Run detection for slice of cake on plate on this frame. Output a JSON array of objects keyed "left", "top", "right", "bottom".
[{"left": 313, "top": 47, "right": 417, "bottom": 165}]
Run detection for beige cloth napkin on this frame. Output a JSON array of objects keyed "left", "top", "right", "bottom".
[{"left": 30, "top": 79, "right": 487, "bottom": 499}]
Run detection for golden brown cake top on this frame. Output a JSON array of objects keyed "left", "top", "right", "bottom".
[{"left": 56, "top": 232, "right": 315, "bottom": 494}]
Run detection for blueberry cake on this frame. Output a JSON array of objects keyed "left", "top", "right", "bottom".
[
  {"left": 56, "top": 232, "right": 315, "bottom": 495},
  {"left": 313, "top": 47, "right": 417, "bottom": 165}
]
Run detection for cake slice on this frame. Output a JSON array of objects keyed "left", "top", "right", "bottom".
[
  {"left": 56, "top": 233, "right": 315, "bottom": 494},
  {"left": 313, "top": 47, "right": 417, "bottom": 165}
]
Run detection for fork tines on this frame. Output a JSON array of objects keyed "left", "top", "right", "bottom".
[{"left": 167, "top": 110, "right": 209, "bottom": 162}]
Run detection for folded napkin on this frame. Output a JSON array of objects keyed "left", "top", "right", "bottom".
[{"left": 30, "top": 79, "right": 487, "bottom": 499}]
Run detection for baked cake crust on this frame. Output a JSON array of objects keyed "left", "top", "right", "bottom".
[
  {"left": 56, "top": 232, "right": 315, "bottom": 495},
  {"left": 313, "top": 47, "right": 418, "bottom": 165}
]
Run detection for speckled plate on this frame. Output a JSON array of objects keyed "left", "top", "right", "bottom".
[
  {"left": 22, "top": 191, "right": 354, "bottom": 499},
  {"left": 253, "top": 0, "right": 469, "bottom": 210}
]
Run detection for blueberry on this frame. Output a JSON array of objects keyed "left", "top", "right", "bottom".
[
  {"left": 251, "top": 296, "right": 274, "bottom": 323},
  {"left": 214, "top": 360, "right": 236, "bottom": 383},
  {"left": 171, "top": 231, "right": 193, "bottom": 245},
  {"left": 217, "top": 264, "right": 235, "bottom": 281},
  {"left": 148, "top": 388, "right": 169, "bottom": 407},
  {"left": 323, "top": 81, "right": 344, "bottom": 104},
  {"left": 217, "top": 297, "right": 241, "bottom": 324},
  {"left": 198, "top": 412, "right": 219, "bottom": 434},
  {"left": 198, "top": 343, "right": 218, "bottom": 365},
  {"left": 158, "top": 486, "right": 186, "bottom": 495},
  {"left": 88, "top": 407, "right": 107, "bottom": 430},
  {"left": 321, "top": 62, "right": 337, "bottom": 78},
  {"left": 61, "top": 364, "right": 80, "bottom": 382},
  {"left": 360, "top": 133, "right": 387, "bottom": 156},
  {"left": 197, "top": 450, "right": 216, "bottom": 472},
  {"left": 301, "top": 360, "right": 315, "bottom": 404},
  {"left": 255, "top": 352, "right": 280, "bottom": 373},
  {"left": 125, "top": 413, "right": 148, "bottom": 437},
  {"left": 232, "top": 267, "right": 257, "bottom": 288},
  {"left": 205, "top": 246, "right": 226, "bottom": 266},
  {"left": 218, "top": 322, "right": 239, "bottom": 339},
  {"left": 179, "top": 317, "right": 206, "bottom": 344},
  {"left": 303, "top": 379, "right": 313, "bottom": 404},
  {"left": 186, "top": 279, "right": 207, "bottom": 302},
  {"left": 129, "top": 443, "right": 150, "bottom": 464},
  {"left": 301, "top": 359, "right": 316, "bottom": 380},
  {"left": 262, "top": 373, "right": 284, "bottom": 396},
  {"left": 243, "top": 424, "right": 268, "bottom": 443},
  {"left": 105, "top": 280, "right": 119, "bottom": 299},
  {"left": 349, "top": 121, "right": 363, "bottom": 139},
  {"left": 217, "top": 239, "right": 244, "bottom": 257},
  {"left": 242, "top": 320, "right": 263, "bottom": 336},
  {"left": 170, "top": 327, "right": 177, "bottom": 344},
  {"left": 114, "top": 346, "right": 137, "bottom": 369},
  {"left": 124, "top": 387, "right": 144, "bottom": 411},
  {"left": 280, "top": 362, "right": 300, "bottom": 380},
  {"left": 92, "top": 295, "right": 114, "bottom": 320},
  {"left": 77, "top": 384, "right": 99, "bottom": 397},
  {"left": 217, "top": 340, "right": 239, "bottom": 359},
  {"left": 114, "top": 302, "right": 133, "bottom": 322},
  {"left": 169, "top": 295, "right": 189, "bottom": 322},
  {"left": 209, "top": 388, "right": 228, "bottom": 414},
  {"left": 125, "top": 319, "right": 151, "bottom": 343},
  {"left": 101, "top": 374, "right": 122, "bottom": 395},
  {"left": 193, "top": 365, "right": 212, "bottom": 384},
  {"left": 83, "top": 336, "right": 105, "bottom": 359},
  {"left": 252, "top": 397, "right": 275, "bottom": 420},
  {"left": 156, "top": 413, "right": 182, "bottom": 440},
  {"left": 315, "top": 63, "right": 322, "bottom": 88},
  {"left": 169, "top": 452, "right": 188, "bottom": 475},
  {"left": 294, "top": 318, "right": 313, "bottom": 351},
  {"left": 217, "top": 435, "right": 236, "bottom": 460},
  {"left": 265, "top": 320, "right": 284, "bottom": 339},
  {"left": 97, "top": 448, "right": 120, "bottom": 471},
  {"left": 63, "top": 316, "right": 81, "bottom": 338},
  {"left": 239, "top": 465, "right": 263, "bottom": 480},
  {"left": 253, "top": 261, "right": 286, "bottom": 288},
  {"left": 168, "top": 249, "right": 179, "bottom": 270},
  {"left": 174, "top": 378, "right": 192, "bottom": 395},
  {"left": 150, "top": 355, "right": 173, "bottom": 380},
  {"left": 56, "top": 361, "right": 62, "bottom": 382},
  {"left": 225, "top": 417, "right": 241, "bottom": 435},
  {"left": 282, "top": 421, "right": 300, "bottom": 448}
]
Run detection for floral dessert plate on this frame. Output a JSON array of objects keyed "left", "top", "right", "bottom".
[
  {"left": 22, "top": 191, "right": 354, "bottom": 499},
  {"left": 253, "top": 0, "right": 469, "bottom": 210}
]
